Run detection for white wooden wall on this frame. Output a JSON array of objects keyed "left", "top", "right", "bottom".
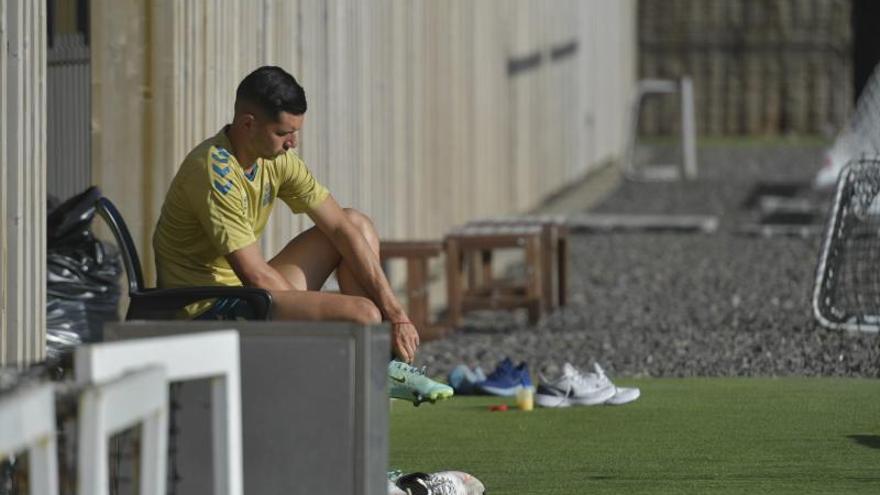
[
  {"left": 0, "top": 0, "right": 47, "bottom": 365},
  {"left": 92, "top": 0, "right": 636, "bottom": 285}
]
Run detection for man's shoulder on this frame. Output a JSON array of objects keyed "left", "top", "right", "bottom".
[
  {"left": 183, "top": 135, "right": 233, "bottom": 170},
  {"left": 266, "top": 149, "right": 309, "bottom": 178},
  {"left": 178, "top": 137, "right": 238, "bottom": 192}
]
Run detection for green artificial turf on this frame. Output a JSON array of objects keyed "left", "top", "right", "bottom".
[{"left": 390, "top": 378, "right": 880, "bottom": 494}]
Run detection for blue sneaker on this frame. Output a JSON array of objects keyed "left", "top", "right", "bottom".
[
  {"left": 447, "top": 364, "right": 488, "bottom": 395},
  {"left": 517, "top": 362, "right": 533, "bottom": 390},
  {"left": 478, "top": 358, "right": 533, "bottom": 396}
]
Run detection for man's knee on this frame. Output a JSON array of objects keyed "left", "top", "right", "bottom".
[{"left": 351, "top": 296, "right": 382, "bottom": 325}]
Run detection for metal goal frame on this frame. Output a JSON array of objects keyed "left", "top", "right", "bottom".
[{"left": 813, "top": 156, "right": 880, "bottom": 333}]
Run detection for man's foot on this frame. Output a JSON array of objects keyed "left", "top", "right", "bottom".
[{"left": 388, "top": 360, "right": 454, "bottom": 406}]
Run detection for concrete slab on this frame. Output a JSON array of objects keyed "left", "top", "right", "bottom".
[{"left": 566, "top": 213, "right": 719, "bottom": 233}]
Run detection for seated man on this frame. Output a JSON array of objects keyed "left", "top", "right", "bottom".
[{"left": 153, "top": 65, "right": 451, "bottom": 405}]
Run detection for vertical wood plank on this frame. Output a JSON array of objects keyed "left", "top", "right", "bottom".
[
  {"left": 1, "top": 0, "right": 46, "bottom": 364},
  {"left": 0, "top": 0, "right": 8, "bottom": 364}
]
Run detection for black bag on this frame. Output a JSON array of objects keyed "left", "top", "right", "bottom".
[{"left": 46, "top": 186, "right": 122, "bottom": 359}]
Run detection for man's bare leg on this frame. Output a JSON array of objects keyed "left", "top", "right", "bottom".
[
  {"left": 264, "top": 208, "right": 452, "bottom": 404},
  {"left": 267, "top": 290, "right": 381, "bottom": 324},
  {"left": 266, "top": 208, "right": 382, "bottom": 322}
]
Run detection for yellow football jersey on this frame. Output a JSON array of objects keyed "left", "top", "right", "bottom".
[{"left": 153, "top": 127, "right": 329, "bottom": 296}]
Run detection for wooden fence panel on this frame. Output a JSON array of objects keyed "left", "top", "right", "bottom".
[{"left": 92, "top": 1, "right": 636, "bottom": 284}]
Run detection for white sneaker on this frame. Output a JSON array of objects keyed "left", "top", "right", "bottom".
[
  {"left": 433, "top": 471, "right": 485, "bottom": 495},
  {"left": 535, "top": 362, "right": 616, "bottom": 407},
  {"left": 396, "top": 470, "right": 485, "bottom": 495},
  {"left": 591, "top": 363, "right": 641, "bottom": 405},
  {"left": 389, "top": 480, "right": 408, "bottom": 495}
]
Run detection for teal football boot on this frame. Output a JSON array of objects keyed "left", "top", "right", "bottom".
[{"left": 388, "top": 360, "right": 454, "bottom": 406}]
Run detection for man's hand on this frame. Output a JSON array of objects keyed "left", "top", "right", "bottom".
[{"left": 391, "top": 321, "right": 420, "bottom": 363}]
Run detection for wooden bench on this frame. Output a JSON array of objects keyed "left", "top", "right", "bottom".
[
  {"left": 379, "top": 240, "right": 446, "bottom": 339},
  {"left": 466, "top": 216, "right": 569, "bottom": 312},
  {"left": 444, "top": 224, "right": 546, "bottom": 327}
]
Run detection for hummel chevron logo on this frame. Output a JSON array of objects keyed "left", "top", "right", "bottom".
[
  {"left": 212, "top": 163, "right": 231, "bottom": 176},
  {"left": 211, "top": 152, "right": 229, "bottom": 163},
  {"left": 213, "top": 179, "right": 233, "bottom": 195}
]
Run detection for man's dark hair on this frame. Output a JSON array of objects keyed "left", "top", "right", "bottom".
[{"left": 235, "top": 66, "right": 307, "bottom": 120}]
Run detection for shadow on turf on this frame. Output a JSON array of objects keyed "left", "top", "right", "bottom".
[{"left": 847, "top": 435, "right": 880, "bottom": 450}]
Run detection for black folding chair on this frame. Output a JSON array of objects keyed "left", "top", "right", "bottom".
[{"left": 95, "top": 196, "right": 273, "bottom": 320}]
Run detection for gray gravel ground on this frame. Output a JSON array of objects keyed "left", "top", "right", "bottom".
[{"left": 416, "top": 144, "right": 880, "bottom": 379}]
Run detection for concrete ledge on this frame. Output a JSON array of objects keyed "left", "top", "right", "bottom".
[
  {"left": 736, "top": 223, "right": 823, "bottom": 238},
  {"left": 566, "top": 213, "right": 719, "bottom": 233}
]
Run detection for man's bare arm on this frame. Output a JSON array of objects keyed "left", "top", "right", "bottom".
[
  {"left": 308, "top": 195, "right": 405, "bottom": 319},
  {"left": 226, "top": 242, "right": 296, "bottom": 291},
  {"left": 308, "top": 195, "right": 419, "bottom": 361}
]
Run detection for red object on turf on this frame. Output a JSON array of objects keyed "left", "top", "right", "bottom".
[{"left": 489, "top": 404, "right": 508, "bottom": 412}]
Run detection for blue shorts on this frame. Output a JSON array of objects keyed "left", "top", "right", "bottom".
[{"left": 195, "top": 297, "right": 255, "bottom": 320}]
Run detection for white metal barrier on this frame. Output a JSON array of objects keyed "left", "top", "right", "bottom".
[
  {"left": 0, "top": 383, "right": 59, "bottom": 495},
  {"left": 75, "top": 330, "right": 243, "bottom": 495},
  {"left": 625, "top": 77, "right": 698, "bottom": 181},
  {"left": 77, "top": 366, "right": 168, "bottom": 495}
]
